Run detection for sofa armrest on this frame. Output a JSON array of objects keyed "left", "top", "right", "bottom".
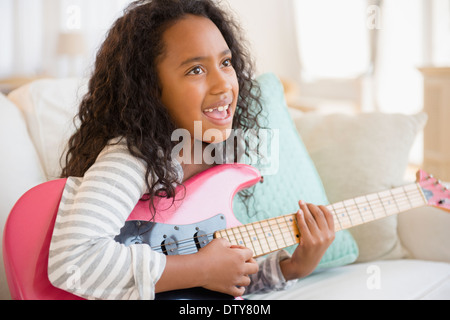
[{"left": 398, "top": 204, "right": 450, "bottom": 263}]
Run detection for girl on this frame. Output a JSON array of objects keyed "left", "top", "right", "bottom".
[{"left": 48, "top": 0, "right": 335, "bottom": 300}]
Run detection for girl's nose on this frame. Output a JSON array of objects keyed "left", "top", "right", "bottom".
[{"left": 209, "top": 70, "right": 233, "bottom": 95}]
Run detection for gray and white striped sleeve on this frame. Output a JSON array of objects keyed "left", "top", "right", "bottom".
[
  {"left": 48, "top": 141, "right": 166, "bottom": 300},
  {"left": 245, "top": 250, "right": 297, "bottom": 295}
]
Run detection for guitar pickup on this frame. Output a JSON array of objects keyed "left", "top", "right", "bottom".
[
  {"left": 161, "top": 236, "right": 179, "bottom": 255},
  {"left": 194, "top": 230, "right": 210, "bottom": 250},
  {"left": 115, "top": 214, "right": 227, "bottom": 256}
]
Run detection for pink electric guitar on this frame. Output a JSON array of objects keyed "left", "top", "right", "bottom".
[
  {"left": 116, "top": 164, "right": 450, "bottom": 299},
  {"left": 3, "top": 164, "right": 450, "bottom": 300}
]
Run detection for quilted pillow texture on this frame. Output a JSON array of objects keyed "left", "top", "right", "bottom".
[
  {"left": 294, "top": 111, "right": 427, "bottom": 262},
  {"left": 233, "top": 73, "right": 359, "bottom": 268}
]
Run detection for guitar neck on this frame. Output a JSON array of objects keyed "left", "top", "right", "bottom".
[{"left": 215, "top": 182, "right": 427, "bottom": 257}]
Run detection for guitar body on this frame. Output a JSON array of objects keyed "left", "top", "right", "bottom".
[{"left": 114, "top": 164, "right": 262, "bottom": 299}]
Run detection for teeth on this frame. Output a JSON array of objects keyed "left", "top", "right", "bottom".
[{"left": 204, "top": 105, "right": 229, "bottom": 113}]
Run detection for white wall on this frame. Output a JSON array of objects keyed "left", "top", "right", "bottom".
[
  {"left": 225, "top": 0, "right": 302, "bottom": 82},
  {"left": 0, "top": 0, "right": 300, "bottom": 81}
]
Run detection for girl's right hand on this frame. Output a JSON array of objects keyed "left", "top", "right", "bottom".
[{"left": 196, "top": 238, "right": 258, "bottom": 296}]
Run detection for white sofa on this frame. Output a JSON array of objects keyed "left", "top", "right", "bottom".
[{"left": 1, "top": 77, "right": 449, "bottom": 300}]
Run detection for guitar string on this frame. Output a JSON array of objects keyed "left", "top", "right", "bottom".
[
  {"left": 153, "top": 196, "right": 426, "bottom": 255},
  {"left": 149, "top": 221, "right": 297, "bottom": 255},
  {"left": 149, "top": 191, "right": 427, "bottom": 254},
  {"left": 329, "top": 192, "right": 425, "bottom": 220},
  {"left": 329, "top": 188, "right": 425, "bottom": 214},
  {"left": 145, "top": 190, "right": 427, "bottom": 255},
  {"left": 151, "top": 215, "right": 301, "bottom": 255},
  {"left": 144, "top": 214, "right": 297, "bottom": 254}
]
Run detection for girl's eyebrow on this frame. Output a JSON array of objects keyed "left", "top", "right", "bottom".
[{"left": 178, "top": 49, "right": 231, "bottom": 68}]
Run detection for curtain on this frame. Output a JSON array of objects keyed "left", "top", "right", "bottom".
[
  {"left": 293, "top": 0, "right": 450, "bottom": 114},
  {"left": 294, "top": 0, "right": 370, "bottom": 80},
  {"left": 0, "top": 0, "right": 132, "bottom": 79}
]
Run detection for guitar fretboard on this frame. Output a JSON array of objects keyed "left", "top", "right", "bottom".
[{"left": 215, "top": 182, "right": 427, "bottom": 257}]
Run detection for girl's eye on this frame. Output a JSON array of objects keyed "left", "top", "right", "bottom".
[
  {"left": 188, "top": 66, "right": 204, "bottom": 75},
  {"left": 222, "top": 58, "right": 232, "bottom": 67}
]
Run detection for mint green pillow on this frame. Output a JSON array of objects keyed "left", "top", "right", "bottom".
[{"left": 233, "top": 73, "right": 358, "bottom": 268}]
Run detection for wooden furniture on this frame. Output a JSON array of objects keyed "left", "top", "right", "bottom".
[
  {"left": 419, "top": 67, "right": 450, "bottom": 181},
  {"left": 0, "top": 76, "right": 48, "bottom": 94}
]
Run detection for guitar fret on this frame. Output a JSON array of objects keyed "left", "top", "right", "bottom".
[
  {"left": 354, "top": 196, "right": 371, "bottom": 223},
  {"left": 328, "top": 203, "right": 343, "bottom": 231},
  {"left": 332, "top": 202, "right": 353, "bottom": 229},
  {"left": 343, "top": 201, "right": 354, "bottom": 226},
  {"left": 262, "top": 220, "right": 278, "bottom": 252},
  {"left": 266, "top": 218, "right": 280, "bottom": 250},
  {"left": 276, "top": 216, "right": 292, "bottom": 246},
  {"left": 411, "top": 183, "right": 428, "bottom": 207},
  {"left": 376, "top": 191, "right": 389, "bottom": 218},
  {"left": 274, "top": 216, "right": 288, "bottom": 248},
  {"left": 226, "top": 228, "right": 236, "bottom": 245},
  {"left": 259, "top": 221, "right": 274, "bottom": 252},
  {"left": 242, "top": 226, "right": 251, "bottom": 249},
  {"left": 248, "top": 223, "right": 263, "bottom": 256},
  {"left": 251, "top": 222, "right": 263, "bottom": 253},
  {"left": 389, "top": 189, "right": 402, "bottom": 214},
  {"left": 253, "top": 222, "right": 267, "bottom": 256},
  {"left": 240, "top": 224, "right": 254, "bottom": 253},
  {"left": 284, "top": 215, "right": 300, "bottom": 246},
  {"left": 364, "top": 194, "right": 377, "bottom": 221},
  {"left": 379, "top": 189, "right": 398, "bottom": 215},
  {"left": 324, "top": 183, "right": 425, "bottom": 233},
  {"left": 344, "top": 199, "right": 362, "bottom": 225},
  {"left": 392, "top": 187, "right": 413, "bottom": 212},
  {"left": 233, "top": 226, "right": 244, "bottom": 246},
  {"left": 213, "top": 181, "right": 431, "bottom": 259},
  {"left": 402, "top": 185, "right": 415, "bottom": 209}
]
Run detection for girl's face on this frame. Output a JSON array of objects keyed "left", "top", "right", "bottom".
[{"left": 157, "top": 14, "right": 239, "bottom": 144}]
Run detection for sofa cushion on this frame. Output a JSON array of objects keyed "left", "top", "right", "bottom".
[
  {"left": 245, "top": 259, "right": 450, "bottom": 300},
  {"left": 0, "top": 92, "right": 46, "bottom": 215},
  {"left": 0, "top": 92, "right": 47, "bottom": 300},
  {"left": 8, "top": 78, "right": 88, "bottom": 180},
  {"left": 233, "top": 73, "right": 359, "bottom": 268},
  {"left": 398, "top": 206, "right": 450, "bottom": 263},
  {"left": 293, "top": 111, "right": 427, "bottom": 262}
]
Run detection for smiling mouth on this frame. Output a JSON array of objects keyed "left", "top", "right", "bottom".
[{"left": 202, "top": 104, "right": 231, "bottom": 120}]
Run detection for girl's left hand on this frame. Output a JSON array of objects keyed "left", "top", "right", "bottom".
[{"left": 280, "top": 200, "right": 335, "bottom": 281}]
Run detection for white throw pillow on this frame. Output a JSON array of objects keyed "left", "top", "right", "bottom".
[
  {"left": 0, "top": 92, "right": 47, "bottom": 300},
  {"left": 294, "top": 112, "right": 428, "bottom": 262},
  {"left": 8, "top": 78, "right": 88, "bottom": 180},
  {"left": 398, "top": 206, "right": 450, "bottom": 263}
]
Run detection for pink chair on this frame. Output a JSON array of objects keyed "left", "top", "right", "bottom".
[{"left": 3, "top": 179, "right": 83, "bottom": 300}]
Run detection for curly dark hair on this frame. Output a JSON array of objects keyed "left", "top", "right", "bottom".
[{"left": 61, "top": 0, "right": 264, "bottom": 214}]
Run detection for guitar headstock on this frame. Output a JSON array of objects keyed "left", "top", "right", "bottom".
[{"left": 417, "top": 170, "right": 450, "bottom": 212}]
